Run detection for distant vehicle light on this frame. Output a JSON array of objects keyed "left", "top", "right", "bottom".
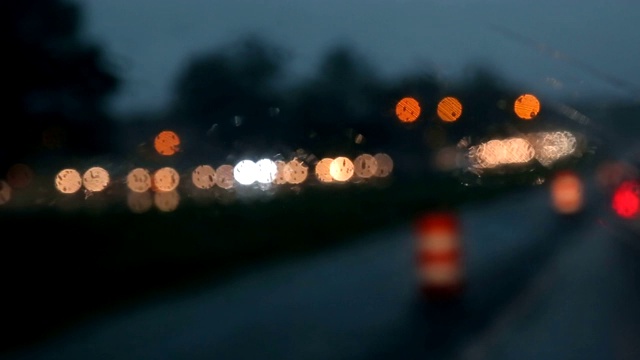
[
  {"left": 215, "top": 165, "right": 235, "bottom": 189},
  {"left": 192, "top": 165, "right": 217, "bottom": 190},
  {"left": 234, "top": 160, "right": 259, "bottom": 186},
  {"left": 55, "top": 168, "right": 83, "bottom": 194},
  {"left": 82, "top": 166, "right": 110, "bottom": 192},
  {"left": 330, "top": 157, "right": 354, "bottom": 182},
  {"left": 127, "top": 168, "right": 152, "bottom": 193},
  {"left": 550, "top": 171, "right": 583, "bottom": 215},
  {"left": 153, "top": 167, "right": 180, "bottom": 192},
  {"left": 612, "top": 180, "right": 640, "bottom": 219},
  {"left": 315, "top": 158, "right": 334, "bottom": 183},
  {"left": 353, "top": 154, "right": 378, "bottom": 179}
]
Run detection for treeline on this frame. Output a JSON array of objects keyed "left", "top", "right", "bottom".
[{"left": 4, "top": 0, "right": 612, "bottom": 180}]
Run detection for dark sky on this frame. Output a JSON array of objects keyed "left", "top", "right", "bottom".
[{"left": 77, "top": 0, "right": 640, "bottom": 117}]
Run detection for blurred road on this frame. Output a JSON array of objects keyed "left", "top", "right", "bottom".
[{"left": 5, "top": 174, "right": 639, "bottom": 360}]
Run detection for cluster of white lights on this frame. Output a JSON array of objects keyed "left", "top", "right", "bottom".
[
  {"left": 468, "top": 138, "right": 535, "bottom": 169},
  {"left": 527, "top": 131, "right": 577, "bottom": 167},
  {"left": 468, "top": 131, "right": 577, "bottom": 169}
]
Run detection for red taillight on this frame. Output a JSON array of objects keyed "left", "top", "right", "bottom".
[{"left": 612, "top": 180, "right": 640, "bottom": 219}]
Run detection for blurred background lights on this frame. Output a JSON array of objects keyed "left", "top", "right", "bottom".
[
  {"left": 396, "top": 97, "right": 421, "bottom": 123},
  {"left": 284, "top": 158, "right": 308, "bottom": 185},
  {"left": 469, "top": 137, "right": 535, "bottom": 169},
  {"left": 514, "top": 93, "right": 540, "bottom": 120},
  {"left": 596, "top": 161, "right": 638, "bottom": 190},
  {"left": 353, "top": 154, "right": 378, "bottom": 179},
  {"left": 315, "top": 158, "right": 334, "bottom": 183},
  {"left": 6, "top": 163, "right": 34, "bottom": 190},
  {"left": 0, "top": 180, "right": 11, "bottom": 205},
  {"left": 215, "top": 164, "right": 235, "bottom": 189},
  {"left": 154, "top": 190, "right": 180, "bottom": 212},
  {"left": 55, "top": 168, "right": 82, "bottom": 194},
  {"left": 437, "top": 97, "right": 463, "bottom": 122},
  {"left": 374, "top": 153, "right": 394, "bottom": 177},
  {"left": 127, "top": 168, "right": 152, "bottom": 193},
  {"left": 82, "top": 166, "right": 110, "bottom": 192},
  {"left": 273, "top": 160, "right": 288, "bottom": 185},
  {"left": 330, "top": 156, "right": 354, "bottom": 182},
  {"left": 154, "top": 130, "right": 180, "bottom": 156},
  {"left": 529, "top": 131, "right": 577, "bottom": 167},
  {"left": 550, "top": 171, "right": 584, "bottom": 215},
  {"left": 192, "top": 165, "right": 217, "bottom": 190},
  {"left": 127, "top": 191, "right": 153, "bottom": 214},
  {"left": 234, "top": 160, "right": 259, "bottom": 186},
  {"left": 153, "top": 167, "right": 180, "bottom": 192},
  {"left": 255, "top": 159, "right": 277, "bottom": 184},
  {"left": 612, "top": 180, "right": 640, "bottom": 219}
]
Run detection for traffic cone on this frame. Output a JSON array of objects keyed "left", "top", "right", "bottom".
[{"left": 414, "top": 211, "right": 464, "bottom": 301}]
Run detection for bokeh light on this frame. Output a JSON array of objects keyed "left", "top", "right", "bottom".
[
  {"left": 192, "top": 165, "right": 217, "bottom": 190},
  {"left": 6, "top": 163, "right": 34, "bottom": 190},
  {"left": 216, "top": 164, "right": 235, "bottom": 189},
  {"left": 550, "top": 171, "right": 583, "bottom": 215},
  {"left": 153, "top": 167, "right": 180, "bottom": 192},
  {"left": 154, "top": 130, "right": 180, "bottom": 156},
  {"left": 82, "top": 166, "right": 110, "bottom": 192},
  {"left": 127, "top": 191, "right": 153, "bottom": 214},
  {"left": 256, "top": 159, "right": 277, "bottom": 184},
  {"left": 396, "top": 97, "right": 421, "bottom": 123},
  {"left": 0, "top": 180, "right": 11, "bottom": 205},
  {"left": 374, "top": 153, "right": 394, "bottom": 177},
  {"left": 596, "top": 161, "right": 638, "bottom": 190},
  {"left": 468, "top": 137, "right": 535, "bottom": 169},
  {"left": 55, "top": 168, "right": 83, "bottom": 194},
  {"left": 273, "top": 160, "right": 288, "bottom": 185},
  {"left": 315, "top": 158, "right": 333, "bottom": 183},
  {"left": 529, "top": 131, "right": 577, "bottom": 167},
  {"left": 234, "top": 160, "right": 259, "bottom": 186},
  {"left": 154, "top": 190, "right": 180, "bottom": 212},
  {"left": 437, "top": 97, "right": 463, "bottom": 122},
  {"left": 612, "top": 180, "right": 640, "bottom": 219},
  {"left": 353, "top": 154, "right": 378, "bottom": 179},
  {"left": 284, "top": 158, "right": 308, "bottom": 185},
  {"left": 514, "top": 93, "right": 540, "bottom": 120},
  {"left": 330, "top": 156, "right": 354, "bottom": 182},
  {"left": 127, "top": 168, "right": 152, "bottom": 193}
]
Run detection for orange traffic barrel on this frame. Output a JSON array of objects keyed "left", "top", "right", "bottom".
[{"left": 414, "top": 211, "right": 464, "bottom": 301}]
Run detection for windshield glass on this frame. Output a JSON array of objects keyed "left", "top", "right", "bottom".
[{"left": 2, "top": 1, "right": 639, "bottom": 359}]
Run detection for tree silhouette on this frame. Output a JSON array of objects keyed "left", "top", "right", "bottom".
[
  {"left": 1, "top": 0, "right": 119, "bottom": 170},
  {"left": 170, "top": 35, "right": 288, "bottom": 156}
]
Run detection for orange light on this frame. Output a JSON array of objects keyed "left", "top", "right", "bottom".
[
  {"left": 55, "top": 168, "right": 83, "bottom": 194},
  {"left": 329, "top": 157, "right": 354, "bottom": 182},
  {"left": 396, "top": 97, "right": 421, "bottom": 123},
  {"left": 82, "top": 166, "right": 110, "bottom": 192},
  {"left": 0, "top": 180, "right": 11, "bottom": 205},
  {"left": 550, "top": 171, "right": 583, "bottom": 214},
  {"left": 514, "top": 94, "right": 540, "bottom": 120},
  {"left": 154, "top": 130, "right": 180, "bottom": 156},
  {"left": 437, "top": 97, "right": 462, "bottom": 122}
]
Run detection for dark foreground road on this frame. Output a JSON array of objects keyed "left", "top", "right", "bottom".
[{"left": 4, "top": 176, "right": 639, "bottom": 360}]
